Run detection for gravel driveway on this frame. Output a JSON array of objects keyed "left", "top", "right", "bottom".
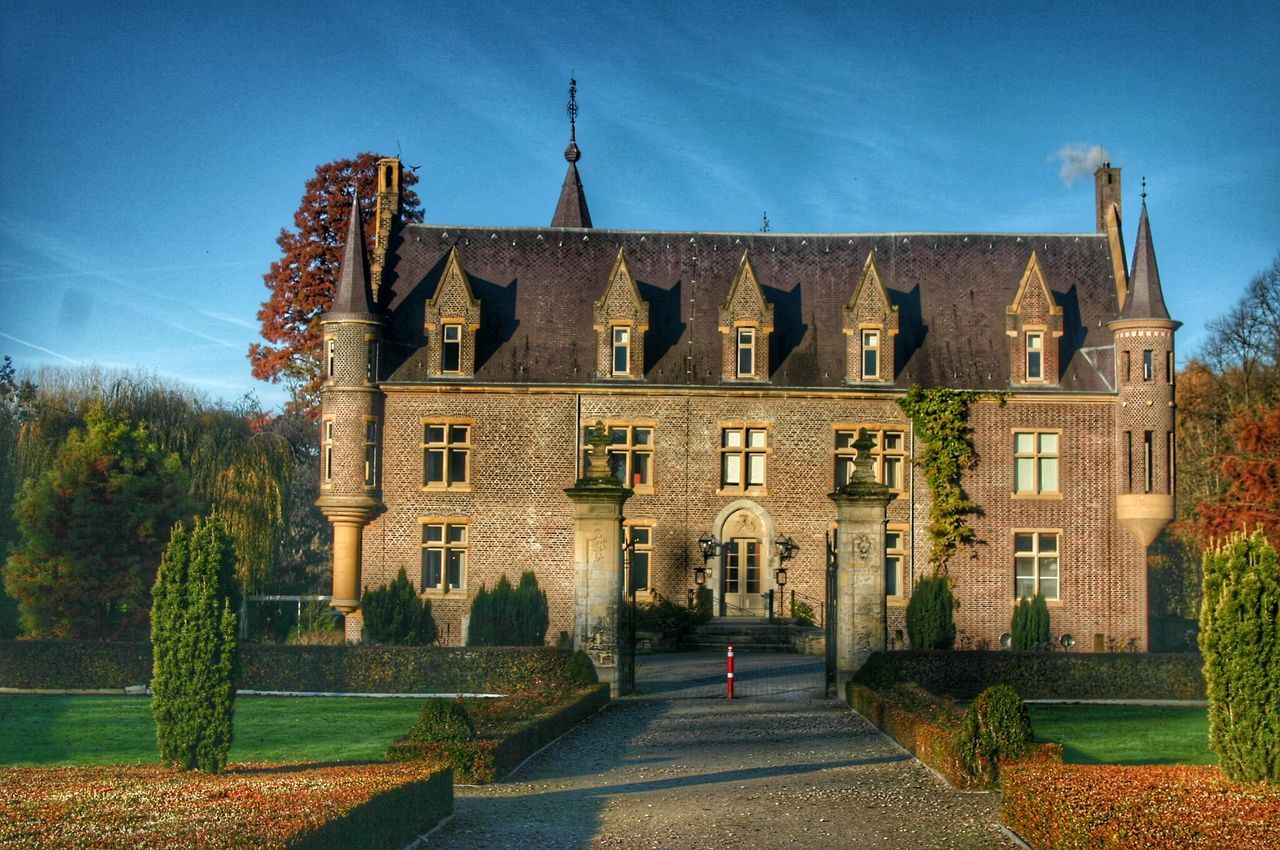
[{"left": 425, "top": 653, "right": 1013, "bottom": 849}]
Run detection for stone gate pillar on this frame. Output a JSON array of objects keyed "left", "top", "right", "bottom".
[
  {"left": 829, "top": 429, "right": 894, "bottom": 693},
  {"left": 565, "top": 423, "right": 632, "bottom": 696}
]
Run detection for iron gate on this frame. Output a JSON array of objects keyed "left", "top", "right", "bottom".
[{"left": 824, "top": 531, "right": 837, "bottom": 697}]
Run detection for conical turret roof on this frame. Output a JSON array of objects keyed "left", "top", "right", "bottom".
[
  {"left": 1119, "top": 203, "right": 1171, "bottom": 321},
  {"left": 326, "top": 194, "right": 377, "bottom": 320}
]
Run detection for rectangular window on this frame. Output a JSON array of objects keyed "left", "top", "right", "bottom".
[
  {"left": 1166, "top": 350, "right": 1174, "bottom": 385},
  {"left": 612, "top": 326, "right": 631, "bottom": 376},
  {"left": 326, "top": 338, "right": 336, "bottom": 379},
  {"left": 366, "top": 340, "right": 378, "bottom": 382},
  {"left": 626, "top": 523, "right": 652, "bottom": 593},
  {"left": 885, "top": 529, "right": 906, "bottom": 598},
  {"left": 1013, "top": 431, "right": 1059, "bottom": 495},
  {"left": 862, "top": 329, "right": 880, "bottom": 380},
  {"left": 1026, "top": 333, "right": 1043, "bottom": 381},
  {"left": 1144, "top": 430, "right": 1154, "bottom": 493},
  {"left": 834, "top": 427, "right": 907, "bottom": 493},
  {"left": 736, "top": 328, "right": 755, "bottom": 378},
  {"left": 423, "top": 421, "right": 471, "bottom": 488},
  {"left": 442, "top": 324, "right": 462, "bottom": 373},
  {"left": 1122, "top": 350, "right": 1130, "bottom": 382},
  {"left": 1142, "top": 349, "right": 1153, "bottom": 381},
  {"left": 1167, "top": 431, "right": 1175, "bottom": 493},
  {"left": 582, "top": 424, "right": 654, "bottom": 489},
  {"left": 322, "top": 419, "right": 334, "bottom": 484},
  {"left": 421, "top": 521, "right": 467, "bottom": 593},
  {"left": 1014, "top": 531, "right": 1059, "bottom": 600},
  {"left": 1124, "top": 431, "right": 1133, "bottom": 492},
  {"left": 363, "top": 420, "right": 378, "bottom": 487},
  {"left": 721, "top": 425, "right": 767, "bottom": 490}
]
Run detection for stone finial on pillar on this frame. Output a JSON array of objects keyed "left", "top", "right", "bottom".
[
  {"left": 565, "top": 422, "right": 632, "bottom": 695},
  {"left": 829, "top": 428, "right": 895, "bottom": 693}
]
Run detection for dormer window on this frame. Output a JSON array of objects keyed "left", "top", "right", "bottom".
[
  {"left": 862, "top": 330, "right": 881, "bottom": 380},
  {"left": 442, "top": 324, "right": 462, "bottom": 374},
  {"left": 612, "top": 326, "right": 631, "bottom": 376},
  {"left": 736, "top": 327, "right": 756, "bottom": 378},
  {"left": 1026, "top": 333, "right": 1044, "bottom": 381}
]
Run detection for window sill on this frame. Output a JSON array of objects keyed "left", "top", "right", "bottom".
[
  {"left": 629, "top": 485, "right": 656, "bottom": 496},
  {"left": 1010, "top": 492, "right": 1063, "bottom": 501},
  {"left": 420, "top": 589, "right": 470, "bottom": 600},
  {"left": 1011, "top": 597, "right": 1063, "bottom": 606},
  {"left": 886, "top": 597, "right": 908, "bottom": 608},
  {"left": 421, "top": 484, "right": 474, "bottom": 493},
  {"left": 716, "top": 487, "right": 770, "bottom": 497}
]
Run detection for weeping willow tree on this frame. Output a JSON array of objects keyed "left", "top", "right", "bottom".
[{"left": 6, "top": 365, "right": 304, "bottom": 606}]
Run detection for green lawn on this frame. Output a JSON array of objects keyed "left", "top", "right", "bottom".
[
  {"left": 1027, "top": 703, "right": 1214, "bottom": 765},
  {"left": 0, "top": 695, "right": 423, "bottom": 766}
]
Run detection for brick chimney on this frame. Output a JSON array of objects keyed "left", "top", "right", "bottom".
[{"left": 1095, "top": 162, "right": 1121, "bottom": 233}]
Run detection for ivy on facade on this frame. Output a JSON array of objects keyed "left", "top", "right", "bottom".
[{"left": 897, "top": 386, "right": 1002, "bottom": 574}]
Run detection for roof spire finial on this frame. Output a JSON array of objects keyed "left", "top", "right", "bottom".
[
  {"left": 564, "top": 74, "right": 581, "bottom": 163},
  {"left": 1141, "top": 175, "right": 1147, "bottom": 203}
]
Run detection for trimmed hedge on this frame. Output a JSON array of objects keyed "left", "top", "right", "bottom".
[
  {"left": 387, "top": 684, "right": 609, "bottom": 783},
  {"left": 1001, "top": 760, "right": 1280, "bottom": 849},
  {"left": 290, "top": 766, "right": 453, "bottom": 850},
  {"left": 883, "top": 650, "right": 1204, "bottom": 701},
  {"left": 0, "top": 641, "right": 590, "bottom": 694}
]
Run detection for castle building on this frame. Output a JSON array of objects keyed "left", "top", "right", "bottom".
[{"left": 317, "top": 113, "right": 1177, "bottom": 652}]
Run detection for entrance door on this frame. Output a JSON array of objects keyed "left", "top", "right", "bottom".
[{"left": 723, "top": 538, "right": 764, "bottom": 616}]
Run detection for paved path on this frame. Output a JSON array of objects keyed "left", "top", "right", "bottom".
[{"left": 427, "top": 653, "right": 1013, "bottom": 849}]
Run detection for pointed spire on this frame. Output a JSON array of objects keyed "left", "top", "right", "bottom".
[
  {"left": 326, "top": 193, "right": 377, "bottom": 318},
  {"left": 1119, "top": 201, "right": 1171, "bottom": 321},
  {"left": 551, "top": 76, "right": 593, "bottom": 228}
]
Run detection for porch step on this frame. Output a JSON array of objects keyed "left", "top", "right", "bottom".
[{"left": 680, "top": 620, "right": 804, "bottom": 653}]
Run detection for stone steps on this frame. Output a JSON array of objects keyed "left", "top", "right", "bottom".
[{"left": 680, "top": 619, "right": 804, "bottom": 653}]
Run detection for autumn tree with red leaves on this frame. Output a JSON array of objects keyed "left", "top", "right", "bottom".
[
  {"left": 250, "top": 154, "right": 422, "bottom": 413},
  {"left": 1195, "top": 406, "right": 1280, "bottom": 547}
]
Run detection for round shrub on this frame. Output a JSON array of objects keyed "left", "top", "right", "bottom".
[
  {"left": 565, "top": 650, "right": 598, "bottom": 686},
  {"left": 404, "top": 698, "right": 476, "bottom": 744},
  {"left": 850, "top": 651, "right": 900, "bottom": 691},
  {"left": 957, "top": 683, "right": 1033, "bottom": 785}
]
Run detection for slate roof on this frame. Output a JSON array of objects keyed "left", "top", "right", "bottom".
[
  {"left": 380, "top": 225, "right": 1123, "bottom": 393},
  {"left": 325, "top": 196, "right": 377, "bottom": 321},
  {"left": 1119, "top": 204, "right": 1172, "bottom": 322}
]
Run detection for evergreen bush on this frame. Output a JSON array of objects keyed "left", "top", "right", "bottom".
[
  {"left": 906, "top": 575, "right": 956, "bottom": 649},
  {"left": 1199, "top": 530, "right": 1280, "bottom": 783},
  {"left": 565, "top": 649, "right": 598, "bottom": 686},
  {"left": 402, "top": 698, "right": 477, "bottom": 744},
  {"left": 467, "top": 572, "right": 549, "bottom": 646},
  {"left": 1011, "top": 594, "right": 1050, "bottom": 650},
  {"left": 956, "top": 683, "right": 1033, "bottom": 784},
  {"left": 150, "top": 515, "right": 240, "bottom": 774},
  {"left": 361, "top": 568, "right": 437, "bottom": 646},
  {"left": 850, "top": 651, "right": 900, "bottom": 691}
]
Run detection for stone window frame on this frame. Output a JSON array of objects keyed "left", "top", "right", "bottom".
[
  {"left": 735, "top": 325, "right": 758, "bottom": 378},
  {"left": 1142, "top": 349, "right": 1154, "bottom": 382},
  {"left": 321, "top": 416, "right": 334, "bottom": 486},
  {"left": 424, "top": 247, "right": 481, "bottom": 379},
  {"left": 362, "top": 416, "right": 378, "bottom": 488},
  {"left": 325, "top": 337, "right": 337, "bottom": 381},
  {"left": 611, "top": 324, "right": 633, "bottom": 377},
  {"left": 861, "top": 328, "right": 882, "bottom": 380},
  {"left": 885, "top": 523, "right": 908, "bottom": 605},
  {"left": 1013, "top": 528, "right": 1061, "bottom": 601},
  {"left": 832, "top": 423, "right": 907, "bottom": 496},
  {"left": 419, "top": 516, "right": 470, "bottom": 596},
  {"left": 718, "top": 422, "right": 770, "bottom": 496},
  {"left": 441, "top": 323, "right": 463, "bottom": 374},
  {"left": 1011, "top": 428, "right": 1062, "bottom": 499},
  {"left": 365, "top": 335, "right": 378, "bottom": 384},
  {"left": 1025, "top": 330, "right": 1046, "bottom": 382},
  {"left": 421, "top": 418, "right": 474, "bottom": 492},
  {"left": 624, "top": 519, "right": 655, "bottom": 593},
  {"left": 580, "top": 421, "right": 655, "bottom": 494}
]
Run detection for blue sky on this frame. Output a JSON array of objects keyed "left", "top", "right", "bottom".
[{"left": 2, "top": 0, "right": 1277, "bottom": 409}]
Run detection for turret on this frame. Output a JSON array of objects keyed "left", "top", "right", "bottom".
[
  {"left": 551, "top": 77, "right": 593, "bottom": 228},
  {"left": 1110, "top": 199, "right": 1180, "bottom": 546},
  {"left": 316, "top": 194, "right": 385, "bottom": 616}
]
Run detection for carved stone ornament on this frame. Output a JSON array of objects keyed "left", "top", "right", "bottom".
[
  {"left": 854, "top": 534, "right": 873, "bottom": 564},
  {"left": 587, "top": 606, "right": 617, "bottom": 666},
  {"left": 588, "top": 533, "right": 606, "bottom": 565}
]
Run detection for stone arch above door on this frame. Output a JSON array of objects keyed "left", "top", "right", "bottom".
[{"left": 711, "top": 500, "right": 777, "bottom": 617}]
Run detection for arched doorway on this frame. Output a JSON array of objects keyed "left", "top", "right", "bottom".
[{"left": 712, "top": 502, "right": 776, "bottom": 618}]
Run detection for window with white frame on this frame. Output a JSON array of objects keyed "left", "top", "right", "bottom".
[
  {"left": 721, "top": 425, "right": 767, "bottom": 490},
  {"left": 611, "top": 326, "right": 631, "bottom": 376},
  {"left": 442, "top": 323, "right": 462, "bottom": 374},
  {"left": 885, "top": 527, "right": 906, "bottom": 599},
  {"left": 422, "top": 421, "right": 471, "bottom": 488},
  {"left": 582, "top": 424, "right": 654, "bottom": 489},
  {"left": 834, "top": 427, "right": 906, "bottom": 492},
  {"left": 625, "top": 522, "right": 653, "bottom": 593},
  {"left": 736, "top": 327, "right": 756, "bottom": 378},
  {"left": 363, "top": 419, "right": 378, "bottom": 487},
  {"left": 862, "top": 329, "right": 880, "bottom": 380},
  {"left": 1026, "top": 332, "right": 1044, "bottom": 380},
  {"left": 1014, "top": 531, "right": 1059, "bottom": 600},
  {"left": 1013, "top": 431, "right": 1059, "bottom": 495},
  {"left": 322, "top": 418, "right": 334, "bottom": 484},
  {"left": 1142, "top": 349, "right": 1153, "bottom": 381},
  {"left": 421, "top": 520, "right": 467, "bottom": 593}
]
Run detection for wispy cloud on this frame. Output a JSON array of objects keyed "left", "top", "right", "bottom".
[
  {"left": 1055, "top": 143, "right": 1110, "bottom": 186},
  {"left": 0, "top": 331, "right": 82, "bottom": 365}
]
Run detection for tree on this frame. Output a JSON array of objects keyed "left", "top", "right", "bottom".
[
  {"left": 1198, "top": 530, "right": 1280, "bottom": 783},
  {"left": 905, "top": 575, "right": 956, "bottom": 650},
  {"left": 250, "top": 153, "right": 423, "bottom": 413},
  {"left": 1010, "top": 594, "right": 1049, "bottom": 650},
  {"left": 0, "top": 356, "right": 37, "bottom": 638},
  {"left": 466, "top": 572, "right": 550, "bottom": 646},
  {"left": 361, "top": 568, "right": 436, "bottom": 645},
  {"left": 4, "top": 405, "right": 190, "bottom": 638},
  {"left": 151, "top": 516, "right": 241, "bottom": 774},
  {"left": 1195, "top": 405, "right": 1280, "bottom": 550}
]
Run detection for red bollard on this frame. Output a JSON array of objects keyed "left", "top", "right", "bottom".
[{"left": 726, "top": 644, "right": 735, "bottom": 700}]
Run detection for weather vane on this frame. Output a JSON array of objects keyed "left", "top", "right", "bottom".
[
  {"left": 1141, "top": 176, "right": 1147, "bottom": 202},
  {"left": 566, "top": 75, "right": 579, "bottom": 142},
  {"left": 760, "top": 211, "right": 770, "bottom": 233}
]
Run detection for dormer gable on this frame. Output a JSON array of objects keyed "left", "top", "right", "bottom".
[
  {"left": 718, "top": 250, "right": 774, "bottom": 381},
  {"left": 424, "top": 247, "right": 482, "bottom": 378},
  {"left": 593, "top": 248, "right": 649, "bottom": 379},
  {"left": 1005, "top": 252, "right": 1063, "bottom": 384},
  {"left": 843, "top": 251, "right": 899, "bottom": 383}
]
